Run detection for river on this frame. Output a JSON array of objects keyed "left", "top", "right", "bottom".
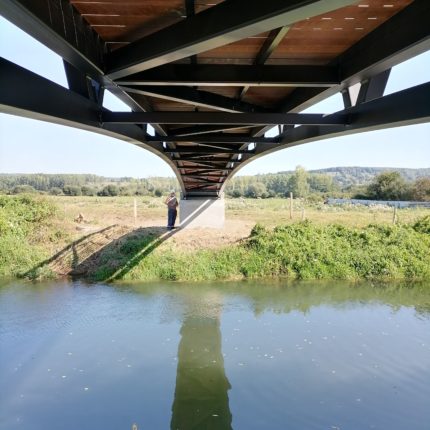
[{"left": 1, "top": 279, "right": 429, "bottom": 430}]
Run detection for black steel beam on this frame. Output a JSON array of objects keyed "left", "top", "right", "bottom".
[
  {"left": 121, "top": 85, "right": 267, "bottom": 113},
  {"left": 185, "top": 0, "right": 197, "bottom": 64},
  {"left": 355, "top": 69, "right": 391, "bottom": 105},
  {"left": 173, "top": 125, "right": 250, "bottom": 136},
  {"left": 257, "top": 82, "right": 430, "bottom": 156},
  {"left": 176, "top": 161, "right": 221, "bottom": 168},
  {"left": 148, "top": 134, "right": 277, "bottom": 144},
  {"left": 165, "top": 147, "right": 253, "bottom": 155},
  {"left": 227, "top": 81, "right": 430, "bottom": 189},
  {"left": 180, "top": 168, "right": 232, "bottom": 173},
  {"left": 253, "top": 0, "right": 430, "bottom": 137},
  {"left": 185, "top": 184, "right": 221, "bottom": 190},
  {"left": 0, "top": 57, "right": 182, "bottom": 168},
  {"left": 346, "top": 82, "right": 430, "bottom": 129},
  {"left": 102, "top": 112, "right": 347, "bottom": 126},
  {"left": 106, "top": 0, "right": 356, "bottom": 79},
  {"left": 0, "top": 57, "right": 99, "bottom": 127},
  {"left": 184, "top": 175, "right": 223, "bottom": 181},
  {"left": 240, "top": 26, "right": 290, "bottom": 99},
  {"left": 0, "top": 0, "right": 105, "bottom": 77},
  {"left": 115, "top": 64, "right": 339, "bottom": 87},
  {"left": 64, "top": 60, "right": 105, "bottom": 106},
  {"left": 174, "top": 157, "right": 234, "bottom": 164}
]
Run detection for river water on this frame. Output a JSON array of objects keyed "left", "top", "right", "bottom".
[{"left": 1, "top": 279, "right": 429, "bottom": 430}]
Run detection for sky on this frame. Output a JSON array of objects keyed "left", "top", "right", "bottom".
[{"left": 0, "top": 16, "right": 429, "bottom": 178}]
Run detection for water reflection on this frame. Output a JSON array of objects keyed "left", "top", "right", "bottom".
[
  {"left": 1, "top": 280, "right": 430, "bottom": 430},
  {"left": 171, "top": 313, "right": 232, "bottom": 430}
]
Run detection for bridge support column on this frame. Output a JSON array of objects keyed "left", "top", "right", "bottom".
[{"left": 179, "top": 197, "right": 225, "bottom": 229}]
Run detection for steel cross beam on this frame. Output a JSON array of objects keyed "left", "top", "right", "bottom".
[
  {"left": 171, "top": 125, "right": 251, "bottom": 137},
  {"left": 120, "top": 85, "right": 268, "bottom": 113},
  {"left": 106, "top": 0, "right": 356, "bottom": 79},
  {"left": 239, "top": 26, "right": 290, "bottom": 99},
  {"left": 164, "top": 147, "right": 253, "bottom": 155},
  {"left": 115, "top": 64, "right": 338, "bottom": 87},
  {"left": 102, "top": 112, "right": 347, "bottom": 126},
  {"left": 148, "top": 135, "right": 278, "bottom": 144}
]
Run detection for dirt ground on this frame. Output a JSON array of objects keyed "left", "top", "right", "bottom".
[{"left": 49, "top": 195, "right": 429, "bottom": 253}]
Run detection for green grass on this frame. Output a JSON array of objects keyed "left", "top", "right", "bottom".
[
  {"left": 1, "top": 195, "right": 429, "bottom": 283},
  {"left": 116, "top": 219, "right": 430, "bottom": 282},
  {"left": 0, "top": 195, "right": 58, "bottom": 277}
]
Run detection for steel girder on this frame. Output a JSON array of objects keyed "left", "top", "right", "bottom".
[
  {"left": 115, "top": 65, "right": 339, "bottom": 88},
  {"left": 120, "top": 85, "right": 268, "bottom": 114},
  {"left": 101, "top": 112, "right": 347, "bottom": 126},
  {"left": 224, "top": 82, "right": 430, "bottom": 192},
  {"left": 0, "top": 57, "right": 186, "bottom": 194}
]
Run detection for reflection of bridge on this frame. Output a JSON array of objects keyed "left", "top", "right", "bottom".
[
  {"left": 171, "top": 313, "right": 232, "bottom": 429},
  {"left": 1, "top": 1, "right": 429, "bottom": 198}
]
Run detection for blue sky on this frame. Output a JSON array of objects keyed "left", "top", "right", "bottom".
[{"left": 0, "top": 16, "right": 429, "bottom": 177}]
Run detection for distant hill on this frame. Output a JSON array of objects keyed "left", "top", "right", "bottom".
[{"left": 278, "top": 167, "right": 430, "bottom": 189}]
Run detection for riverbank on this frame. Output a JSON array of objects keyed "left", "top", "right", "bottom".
[{"left": 1, "top": 195, "right": 429, "bottom": 282}]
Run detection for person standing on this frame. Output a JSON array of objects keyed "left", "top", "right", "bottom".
[{"left": 165, "top": 190, "right": 179, "bottom": 229}]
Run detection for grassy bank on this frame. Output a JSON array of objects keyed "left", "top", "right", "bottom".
[
  {"left": 0, "top": 195, "right": 62, "bottom": 277},
  {"left": 103, "top": 219, "right": 430, "bottom": 282},
  {"left": 1, "top": 195, "right": 429, "bottom": 282}
]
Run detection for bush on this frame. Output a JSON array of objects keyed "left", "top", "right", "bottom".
[
  {"left": 50, "top": 187, "right": 63, "bottom": 195},
  {"left": 81, "top": 186, "right": 97, "bottom": 196},
  {"left": 98, "top": 185, "right": 119, "bottom": 196},
  {"left": 12, "top": 185, "right": 37, "bottom": 194},
  {"left": 0, "top": 195, "right": 57, "bottom": 277},
  {"left": 413, "top": 215, "right": 430, "bottom": 234},
  {"left": 63, "top": 185, "right": 82, "bottom": 196}
]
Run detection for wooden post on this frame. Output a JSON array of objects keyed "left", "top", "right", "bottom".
[
  {"left": 301, "top": 206, "right": 305, "bottom": 221},
  {"left": 133, "top": 198, "right": 137, "bottom": 224},
  {"left": 392, "top": 205, "right": 397, "bottom": 224},
  {"left": 289, "top": 192, "right": 293, "bottom": 219}
]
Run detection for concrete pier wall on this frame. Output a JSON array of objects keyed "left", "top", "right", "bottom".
[{"left": 179, "top": 198, "right": 225, "bottom": 229}]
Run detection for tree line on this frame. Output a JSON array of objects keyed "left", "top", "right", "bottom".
[
  {"left": 224, "top": 168, "right": 430, "bottom": 201},
  {"left": 0, "top": 174, "right": 177, "bottom": 197},
  {"left": 0, "top": 169, "right": 429, "bottom": 201}
]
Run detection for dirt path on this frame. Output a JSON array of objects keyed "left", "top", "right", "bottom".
[{"left": 47, "top": 219, "right": 254, "bottom": 277}]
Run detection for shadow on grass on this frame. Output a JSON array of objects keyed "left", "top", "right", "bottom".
[
  {"left": 72, "top": 225, "right": 178, "bottom": 281},
  {"left": 25, "top": 199, "right": 220, "bottom": 282}
]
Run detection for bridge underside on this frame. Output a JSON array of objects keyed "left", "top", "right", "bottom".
[{"left": 1, "top": 0, "right": 429, "bottom": 198}]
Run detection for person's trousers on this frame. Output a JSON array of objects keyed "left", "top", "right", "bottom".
[{"left": 168, "top": 208, "right": 177, "bottom": 228}]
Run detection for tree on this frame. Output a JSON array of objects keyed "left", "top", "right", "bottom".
[
  {"left": 308, "top": 173, "right": 334, "bottom": 193},
  {"left": 81, "top": 186, "right": 97, "bottom": 196},
  {"left": 288, "top": 166, "right": 309, "bottom": 198},
  {"left": 410, "top": 177, "right": 430, "bottom": 201},
  {"left": 98, "top": 185, "right": 119, "bottom": 196},
  {"left": 50, "top": 187, "right": 63, "bottom": 195},
  {"left": 63, "top": 185, "right": 82, "bottom": 196},
  {"left": 365, "top": 172, "right": 408, "bottom": 200},
  {"left": 245, "top": 183, "right": 267, "bottom": 198},
  {"left": 12, "top": 185, "right": 37, "bottom": 194},
  {"left": 266, "top": 174, "right": 290, "bottom": 196}
]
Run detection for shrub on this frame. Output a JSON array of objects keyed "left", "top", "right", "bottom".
[{"left": 413, "top": 215, "right": 430, "bottom": 234}]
